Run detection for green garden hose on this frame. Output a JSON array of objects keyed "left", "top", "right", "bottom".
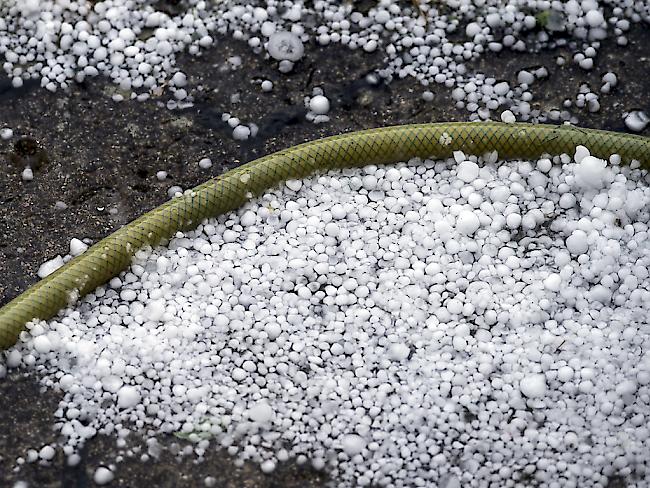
[{"left": 1, "top": 122, "right": 649, "bottom": 350}]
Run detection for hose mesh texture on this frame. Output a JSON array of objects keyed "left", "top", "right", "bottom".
[{"left": 1, "top": 122, "right": 649, "bottom": 349}]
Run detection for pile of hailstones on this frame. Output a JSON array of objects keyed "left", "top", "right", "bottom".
[{"left": 4, "top": 147, "right": 650, "bottom": 487}]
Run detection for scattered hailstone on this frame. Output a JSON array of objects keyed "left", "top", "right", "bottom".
[
  {"left": 267, "top": 31, "right": 304, "bottom": 62},
  {"left": 500, "top": 110, "right": 516, "bottom": 123},
  {"left": 624, "top": 110, "right": 649, "bottom": 132},
  {"left": 232, "top": 125, "right": 251, "bottom": 141},
  {"left": 0, "top": 0, "right": 646, "bottom": 124},
  {"left": 37, "top": 256, "right": 64, "bottom": 278},
  {"left": 199, "top": 158, "right": 213, "bottom": 169},
  {"left": 0, "top": 127, "right": 13, "bottom": 140},
  {"left": 309, "top": 95, "right": 330, "bottom": 115},
  {"left": 93, "top": 467, "right": 115, "bottom": 485},
  {"left": 167, "top": 186, "right": 183, "bottom": 198},
  {"left": 69, "top": 238, "right": 88, "bottom": 257},
  {"left": 21, "top": 167, "right": 33, "bottom": 181}
]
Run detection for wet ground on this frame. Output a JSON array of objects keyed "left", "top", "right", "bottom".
[{"left": 1, "top": 26, "right": 649, "bottom": 488}]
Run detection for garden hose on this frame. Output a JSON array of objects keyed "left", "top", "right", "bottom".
[{"left": 1, "top": 121, "right": 649, "bottom": 350}]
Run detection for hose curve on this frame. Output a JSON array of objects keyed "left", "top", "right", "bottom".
[{"left": 1, "top": 122, "right": 649, "bottom": 349}]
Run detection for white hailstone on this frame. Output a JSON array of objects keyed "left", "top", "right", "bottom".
[
  {"left": 247, "top": 401, "right": 274, "bottom": 424},
  {"left": 456, "top": 160, "right": 479, "bottom": 183},
  {"left": 341, "top": 434, "right": 366, "bottom": 456},
  {"left": 309, "top": 95, "right": 330, "bottom": 115},
  {"left": 286, "top": 179, "right": 302, "bottom": 191},
  {"left": 589, "top": 285, "right": 612, "bottom": 304},
  {"left": 387, "top": 343, "right": 410, "bottom": 361},
  {"left": 624, "top": 111, "right": 649, "bottom": 132},
  {"left": 573, "top": 145, "right": 591, "bottom": 164},
  {"left": 517, "top": 70, "right": 535, "bottom": 85},
  {"left": 240, "top": 210, "right": 257, "bottom": 227},
  {"left": 267, "top": 31, "right": 304, "bottom": 62},
  {"left": 557, "top": 366, "right": 574, "bottom": 382},
  {"left": 69, "top": 238, "right": 88, "bottom": 257},
  {"left": 520, "top": 374, "right": 547, "bottom": 398},
  {"left": 156, "top": 171, "right": 168, "bottom": 181},
  {"left": 330, "top": 204, "right": 347, "bottom": 220},
  {"left": 261, "top": 80, "right": 273, "bottom": 92},
  {"left": 22, "top": 167, "right": 34, "bottom": 181},
  {"left": 171, "top": 72, "right": 188, "bottom": 88},
  {"left": 264, "top": 322, "right": 282, "bottom": 340},
  {"left": 37, "top": 256, "right": 65, "bottom": 278},
  {"left": 233, "top": 125, "right": 251, "bottom": 140},
  {"left": 566, "top": 230, "right": 588, "bottom": 255},
  {"left": 199, "top": 158, "right": 213, "bottom": 169},
  {"left": 536, "top": 158, "right": 552, "bottom": 173},
  {"left": 543, "top": 273, "right": 562, "bottom": 292},
  {"left": 93, "top": 467, "right": 115, "bottom": 485},
  {"left": 575, "top": 155, "right": 607, "bottom": 188},
  {"left": 144, "top": 300, "right": 166, "bottom": 322},
  {"left": 615, "top": 380, "right": 637, "bottom": 397},
  {"left": 261, "top": 460, "right": 276, "bottom": 473},
  {"left": 168, "top": 186, "right": 183, "bottom": 198},
  {"left": 500, "top": 110, "right": 516, "bottom": 123},
  {"left": 39, "top": 445, "right": 56, "bottom": 461},
  {"left": 602, "top": 72, "right": 618, "bottom": 87},
  {"left": 585, "top": 10, "right": 605, "bottom": 27},
  {"left": 493, "top": 82, "right": 510, "bottom": 96},
  {"left": 116, "top": 386, "right": 141, "bottom": 409},
  {"left": 325, "top": 222, "right": 340, "bottom": 238},
  {"left": 33, "top": 335, "right": 52, "bottom": 354},
  {"left": 0, "top": 127, "right": 13, "bottom": 140},
  {"left": 456, "top": 210, "right": 480, "bottom": 235}
]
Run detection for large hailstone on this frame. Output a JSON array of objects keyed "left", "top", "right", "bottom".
[{"left": 267, "top": 31, "right": 304, "bottom": 61}]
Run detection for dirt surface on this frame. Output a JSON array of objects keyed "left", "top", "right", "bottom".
[{"left": 1, "top": 26, "right": 649, "bottom": 488}]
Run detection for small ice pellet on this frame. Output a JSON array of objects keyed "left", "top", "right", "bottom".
[
  {"left": 456, "top": 160, "right": 479, "bottom": 183},
  {"left": 267, "top": 31, "right": 304, "bottom": 61},
  {"left": 341, "top": 434, "right": 366, "bottom": 456},
  {"left": 388, "top": 343, "right": 410, "bottom": 361},
  {"left": 261, "top": 80, "right": 273, "bottom": 92},
  {"left": 286, "top": 179, "right": 302, "bottom": 192},
  {"left": 117, "top": 386, "right": 141, "bottom": 409},
  {"left": 566, "top": 230, "right": 589, "bottom": 255},
  {"left": 93, "top": 467, "right": 115, "bottom": 485},
  {"left": 543, "top": 273, "right": 562, "bottom": 291},
  {"left": 624, "top": 111, "right": 649, "bottom": 132},
  {"left": 199, "top": 158, "right": 213, "bottom": 169},
  {"left": 309, "top": 95, "right": 330, "bottom": 115},
  {"left": 233, "top": 125, "right": 251, "bottom": 141},
  {"left": 0, "top": 127, "right": 13, "bottom": 140},
  {"left": 500, "top": 110, "right": 516, "bottom": 123},
  {"left": 247, "top": 401, "right": 274, "bottom": 424},
  {"left": 520, "top": 374, "right": 547, "bottom": 398},
  {"left": 39, "top": 445, "right": 56, "bottom": 461},
  {"left": 38, "top": 256, "right": 64, "bottom": 278},
  {"left": 69, "top": 238, "right": 88, "bottom": 257},
  {"left": 456, "top": 210, "right": 480, "bottom": 235}
]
